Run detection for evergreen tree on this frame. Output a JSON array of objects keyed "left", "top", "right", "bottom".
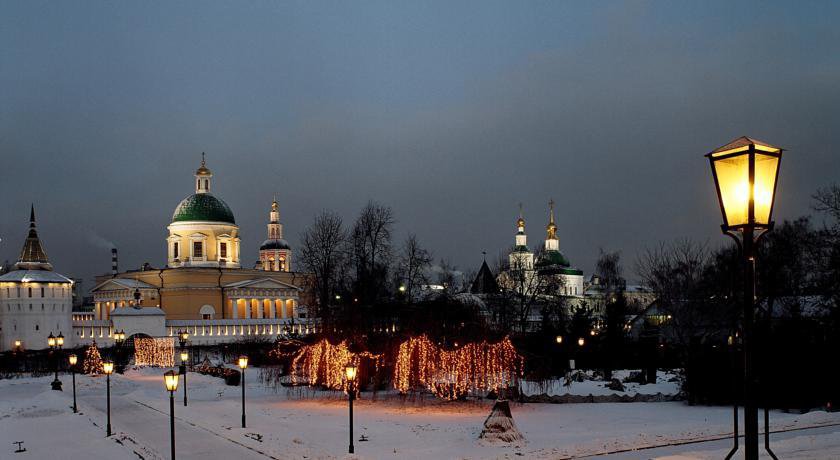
[{"left": 83, "top": 341, "right": 104, "bottom": 374}]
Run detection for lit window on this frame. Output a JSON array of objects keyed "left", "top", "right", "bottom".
[
  {"left": 193, "top": 241, "right": 203, "bottom": 258},
  {"left": 220, "top": 242, "right": 227, "bottom": 258}
]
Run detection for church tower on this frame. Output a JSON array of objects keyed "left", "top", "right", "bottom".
[
  {"left": 545, "top": 199, "right": 560, "bottom": 252},
  {"left": 258, "top": 198, "right": 292, "bottom": 272},
  {"left": 0, "top": 206, "right": 73, "bottom": 351},
  {"left": 509, "top": 204, "right": 534, "bottom": 270}
]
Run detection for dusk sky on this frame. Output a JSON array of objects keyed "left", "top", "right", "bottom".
[{"left": 1, "top": 1, "right": 838, "bottom": 290}]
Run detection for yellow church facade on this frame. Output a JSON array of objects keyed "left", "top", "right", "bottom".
[{"left": 75, "top": 156, "right": 314, "bottom": 345}]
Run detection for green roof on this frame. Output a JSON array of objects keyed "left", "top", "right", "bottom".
[
  {"left": 172, "top": 193, "right": 236, "bottom": 224},
  {"left": 513, "top": 245, "right": 530, "bottom": 253},
  {"left": 536, "top": 250, "right": 571, "bottom": 268}
]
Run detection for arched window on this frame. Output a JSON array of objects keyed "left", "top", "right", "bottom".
[{"left": 173, "top": 241, "right": 179, "bottom": 259}]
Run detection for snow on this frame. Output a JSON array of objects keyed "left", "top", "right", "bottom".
[
  {"left": 2, "top": 368, "right": 839, "bottom": 459},
  {"left": 520, "top": 369, "right": 681, "bottom": 397}
]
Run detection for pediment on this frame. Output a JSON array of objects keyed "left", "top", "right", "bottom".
[
  {"left": 224, "top": 278, "right": 301, "bottom": 291},
  {"left": 92, "top": 278, "right": 156, "bottom": 293}
]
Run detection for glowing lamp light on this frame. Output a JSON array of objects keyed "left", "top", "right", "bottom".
[
  {"left": 238, "top": 356, "right": 249, "bottom": 369},
  {"left": 345, "top": 365, "right": 358, "bottom": 382},
  {"left": 47, "top": 333, "right": 56, "bottom": 348},
  {"left": 398, "top": 285, "right": 406, "bottom": 293},
  {"left": 56, "top": 333, "right": 65, "bottom": 347},
  {"left": 164, "top": 370, "right": 179, "bottom": 392},
  {"left": 179, "top": 331, "right": 190, "bottom": 342},
  {"left": 180, "top": 351, "right": 189, "bottom": 363},
  {"left": 555, "top": 335, "right": 563, "bottom": 344},
  {"left": 69, "top": 354, "right": 78, "bottom": 366},
  {"left": 589, "top": 329, "right": 596, "bottom": 336},
  {"left": 103, "top": 361, "right": 115, "bottom": 375},
  {"left": 706, "top": 136, "right": 784, "bottom": 230},
  {"left": 14, "top": 340, "right": 22, "bottom": 349},
  {"left": 577, "top": 338, "right": 585, "bottom": 347}
]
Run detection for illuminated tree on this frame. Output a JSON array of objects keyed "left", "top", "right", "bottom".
[{"left": 83, "top": 341, "right": 104, "bottom": 375}]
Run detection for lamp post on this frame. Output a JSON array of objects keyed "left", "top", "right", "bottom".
[
  {"left": 114, "top": 330, "right": 125, "bottom": 373},
  {"left": 238, "top": 356, "right": 248, "bottom": 428},
  {"left": 178, "top": 330, "right": 189, "bottom": 349},
  {"left": 164, "top": 370, "right": 179, "bottom": 460},
  {"left": 48, "top": 332, "right": 63, "bottom": 391},
  {"left": 706, "top": 136, "right": 784, "bottom": 460},
  {"left": 345, "top": 364, "right": 358, "bottom": 454},
  {"left": 103, "top": 360, "right": 114, "bottom": 436},
  {"left": 68, "top": 354, "right": 78, "bottom": 413},
  {"left": 179, "top": 350, "right": 189, "bottom": 406}
]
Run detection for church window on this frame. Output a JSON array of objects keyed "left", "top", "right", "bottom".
[
  {"left": 220, "top": 242, "right": 228, "bottom": 258},
  {"left": 28, "top": 287, "right": 32, "bottom": 297},
  {"left": 29, "top": 304, "right": 32, "bottom": 310},
  {"left": 204, "top": 179, "right": 208, "bottom": 190},
  {"left": 35, "top": 324, "right": 39, "bottom": 331},
  {"left": 193, "top": 241, "right": 203, "bottom": 258},
  {"left": 173, "top": 242, "right": 179, "bottom": 259},
  {"left": 41, "top": 287, "right": 45, "bottom": 297}
]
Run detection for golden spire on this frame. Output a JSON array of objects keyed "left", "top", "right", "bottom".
[
  {"left": 516, "top": 203, "right": 525, "bottom": 228},
  {"left": 195, "top": 152, "right": 212, "bottom": 176},
  {"left": 546, "top": 198, "right": 557, "bottom": 240},
  {"left": 271, "top": 195, "right": 278, "bottom": 212}
]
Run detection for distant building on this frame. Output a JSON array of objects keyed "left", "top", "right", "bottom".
[
  {"left": 0, "top": 206, "right": 74, "bottom": 351},
  {"left": 498, "top": 200, "right": 584, "bottom": 297},
  {"left": 77, "top": 155, "right": 314, "bottom": 346}
]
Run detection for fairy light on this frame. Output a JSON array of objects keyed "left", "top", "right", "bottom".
[
  {"left": 288, "top": 339, "right": 383, "bottom": 395},
  {"left": 83, "top": 340, "right": 104, "bottom": 374},
  {"left": 394, "top": 335, "right": 523, "bottom": 400},
  {"left": 134, "top": 337, "right": 175, "bottom": 367}
]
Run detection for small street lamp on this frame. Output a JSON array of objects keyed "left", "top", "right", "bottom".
[
  {"left": 14, "top": 339, "right": 22, "bottom": 350},
  {"left": 707, "top": 136, "right": 784, "bottom": 460},
  {"left": 178, "top": 330, "right": 190, "bottom": 349},
  {"left": 103, "top": 361, "right": 115, "bottom": 436},
  {"left": 345, "top": 364, "right": 358, "bottom": 454},
  {"left": 164, "top": 370, "right": 179, "bottom": 460},
  {"left": 577, "top": 337, "right": 585, "bottom": 347},
  {"left": 114, "top": 330, "right": 126, "bottom": 372},
  {"left": 179, "top": 351, "right": 189, "bottom": 406},
  {"left": 48, "top": 332, "right": 63, "bottom": 391},
  {"left": 238, "top": 356, "right": 248, "bottom": 428},
  {"left": 68, "top": 354, "right": 78, "bottom": 413},
  {"left": 555, "top": 335, "right": 563, "bottom": 344}
]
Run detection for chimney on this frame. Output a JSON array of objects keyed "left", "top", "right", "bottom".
[{"left": 111, "top": 248, "right": 118, "bottom": 276}]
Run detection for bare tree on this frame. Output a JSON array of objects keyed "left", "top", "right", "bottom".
[
  {"left": 299, "top": 211, "right": 348, "bottom": 323},
  {"left": 436, "top": 258, "right": 458, "bottom": 296},
  {"left": 497, "top": 247, "right": 560, "bottom": 333},
  {"left": 813, "top": 184, "right": 840, "bottom": 226},
  {"left": 396, "top": 234, "right": 432, "bottom": 303},
  {"left": 351, "top": 201, "right": 395, "bottom": 304}
]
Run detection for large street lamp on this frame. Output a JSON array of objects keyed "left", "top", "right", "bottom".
[
  {"left": 68, "top": 354, "right": 78, "bottom": 413},
  {"left": 238, "top": 356, "right": 248, "bottom": 428},
  {"left": 103, "top": 360, "right": 115, "bottom": 437},
  {"left": 707, "top": 136, "right": 783, "bottom": 460},
  {"left": 164, "top": 370, "right": 179, "bottom": 460},
  {"left": 178, "top": 330, "right": 190, "bottom": 349},
  {"left": 179, "top": 350, "right": 189, "bottom": 406},
  {"left": 114, "top": 330, "right": 125, "bottom": 373},
  {"left": 48, "top": 332, "right": 63, "bottom": 391},
  {"left": 345, "top": 364, "right": 358, "bottom": 454}
]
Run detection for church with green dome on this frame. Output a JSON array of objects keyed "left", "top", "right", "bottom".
[{"left": 500, "top": 200, "right": 584, "bottom": 297}]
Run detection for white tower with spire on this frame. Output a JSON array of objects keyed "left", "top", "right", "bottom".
[
  {"left": 509, "top": 204, "right": 534, "bottom": 270},
  {"left": 545, "top": 199, "right": 560, "bottom": 252},
  {"left": 0, "top": 206, "right": 74, "bottom": 351},
  {"left": 258, "top": 197, "right": 292, "bottom": 272}
]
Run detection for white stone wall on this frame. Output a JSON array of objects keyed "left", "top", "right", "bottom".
[{"left": 0, "top": 282, "right": 73, "bottom": 351}]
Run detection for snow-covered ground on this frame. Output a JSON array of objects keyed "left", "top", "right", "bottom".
[
  {"left": 520, "top": 369, "right": 681, "bottom": 397},
  {"left": 2, "top": 368, "right": 839, "bottom": 459}
]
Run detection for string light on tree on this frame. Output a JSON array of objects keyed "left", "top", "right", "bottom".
[
  {"left": 394, "top": 335, "right": 524, "bottom": 400},
  {"left": 83, "top": 340, "right": 104, "bottom": 375},
  {"left": 289, "top": 339, "right": 383, "bottom": 394},
  {"left": 134, "top": 337, "right": 175, "bottom": 367}
]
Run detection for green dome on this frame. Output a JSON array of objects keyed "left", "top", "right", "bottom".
[
  {"left": 536, "top": 250, "right": 571, "bottom": 268},
  {"left": 172, "top": 193, "right": 236, "bottom": 224}
]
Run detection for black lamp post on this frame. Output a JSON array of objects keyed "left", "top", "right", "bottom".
[
  {"left": 238, "top": 356, "right": 248, "bottom": 428},
  {"left": 707, "top": 136, "right": 784, "bottom": 460},
  {"left": 103, "top": 360, "right": 114, "bottom": 436},
  {"left": 48, "top": 332, "right": 63, "bottom": 391},
  {"left": 345, "top": 364, "right": 358, "bottom": 454},
  {"left": 68, "top": 353, "right": 78, "bottom": 413},
  {"left": 114, "top": 329, "right": 125, "bottom": 373},
  {"left": 179, "top": 350, "right": 189, "bottom": 406},
  {"left": 164, "top": 370, "right": 179, "bottom": 460}
]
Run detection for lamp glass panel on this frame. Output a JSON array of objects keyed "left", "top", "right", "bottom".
[
  {"left": 103, "top": 362, "right": 114, "bottom": 374},
  {"left": 711, "top": 153, "right": 750, "bottom": 226},
  {"left": 754, "top": 152, "right": 780, "bottom": 225},
  {"left": 69, "top": 354, "right": 78, "bottom": 365}
]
